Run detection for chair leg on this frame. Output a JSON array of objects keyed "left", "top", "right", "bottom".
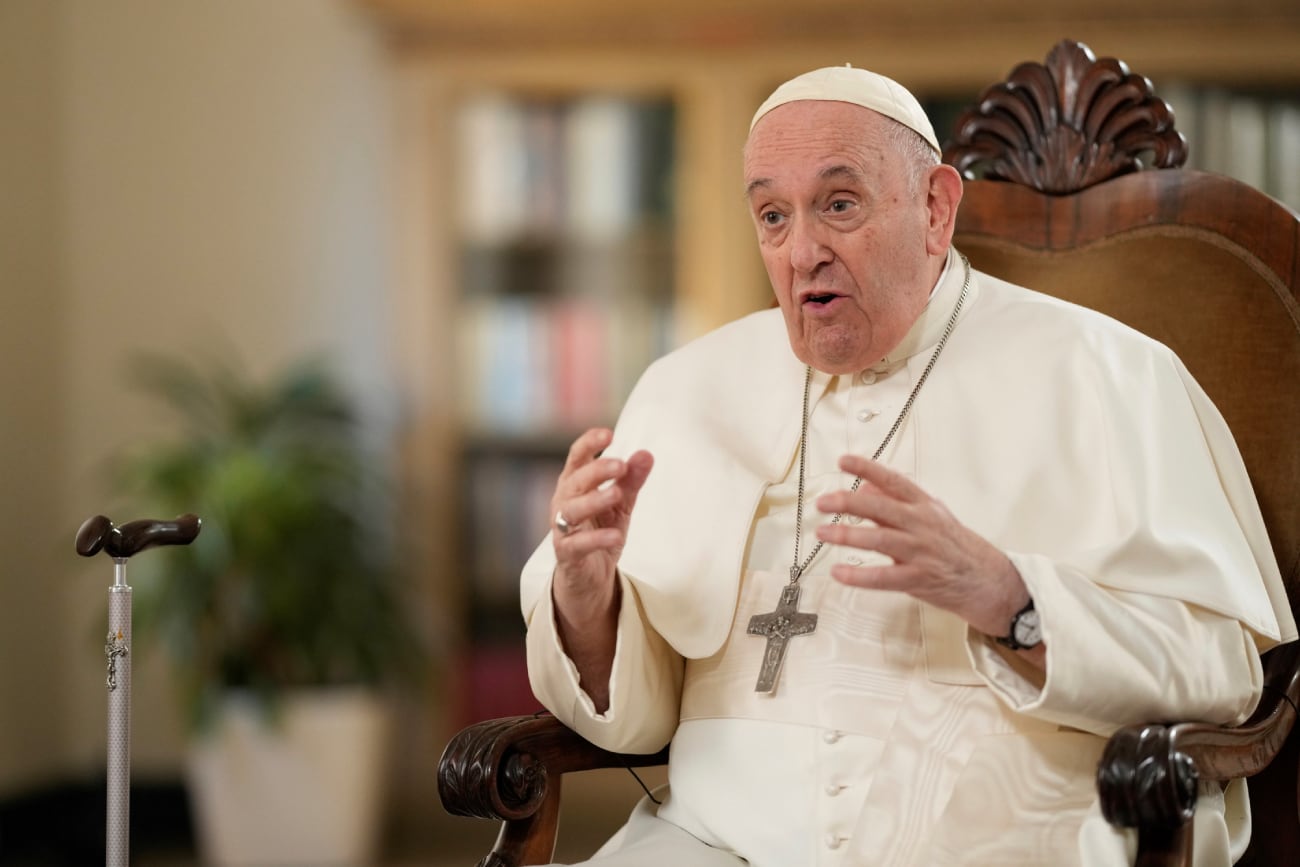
[
  {"left": 1135, "top": 823, "right": 1193, "bottom": 867},
  {"left": 479, "top": 779, "right": 563, "bottom": 867}
]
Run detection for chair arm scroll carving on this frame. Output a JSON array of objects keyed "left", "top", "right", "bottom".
[
  {"left": 1097, "top": 642, "right": 1300, "bottom": 839},
  {"left": 438, "top": 715, "right": 556, "bottom": 822},
  {"left": 438, "top": 712, "right": 672, "bottom": 866},
  {"left": 1097, "top": 724, "right": 1199, "bottom": 831}
]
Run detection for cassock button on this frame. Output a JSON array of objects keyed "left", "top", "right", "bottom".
[
  {"left": 856, "top": 408, "right": 879, "bottom": 422},
  {"left": 846, "top": 555, "right": 863, "bottom": 565},
  {"left": 824, "top": 783, "right": 844, "bottom": 796},
  {"left": 846, "top": 515, "right": 862, "bottom": 524},
  {"left": 859, "top": 370, "right": 878, "bottom": 385},
  {"left": 824, "top": 832, "right": 845, "bottom": 850},
  {"left": 822, "top": 729, "right": 842, "bottom": 744}
]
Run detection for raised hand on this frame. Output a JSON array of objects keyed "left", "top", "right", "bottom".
[
  {"left": 814, "top": 454, "right": 1030, "bottom": 646},
  {"left": 551, "top": 427, "right": 654, "bottom": 592},
  {"left": 548, "top": 427, "right": 654, "bottom": 709}
]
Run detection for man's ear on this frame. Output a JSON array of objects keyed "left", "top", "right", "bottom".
[{"left": 924, "top": 163, "right": 964, "bottom": 256}]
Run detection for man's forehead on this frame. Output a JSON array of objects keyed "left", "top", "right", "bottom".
[{"left": 744, "top": 107, "right": 889, "bottom": 194}]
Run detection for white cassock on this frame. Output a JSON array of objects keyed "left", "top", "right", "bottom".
[{"left": 522, "top": 248, "right": 1298, "bottom": 866}]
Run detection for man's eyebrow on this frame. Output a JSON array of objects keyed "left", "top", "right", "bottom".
[
  {"left": 745, "top": 165, "right": 865, "bottom": 199},
  {"left": 820, "top": 164, "right": 865, "bottom": 183}
]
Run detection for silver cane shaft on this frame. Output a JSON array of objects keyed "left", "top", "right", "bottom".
[
  {"left": 76, "top": 513, "right": 201, "bottom": 867},
  {"left": 106, "top": 563, "right": 131, "bottom": 867}
]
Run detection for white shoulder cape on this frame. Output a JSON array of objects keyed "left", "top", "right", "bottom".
[{"left": 521, "top": 262, "right": 1297, "bottom": 659}]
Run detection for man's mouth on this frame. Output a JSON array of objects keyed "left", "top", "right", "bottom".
[{"left": 802, "top": 292, "right": 841, "bottom": 306}]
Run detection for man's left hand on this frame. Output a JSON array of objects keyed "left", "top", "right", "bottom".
[{"left": 815, "top": 454, "right": 1030, "bottom": 643}]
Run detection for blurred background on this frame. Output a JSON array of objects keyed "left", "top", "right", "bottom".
[{"left": 1, "top": 0, "right": 1297, "bottom": 864}]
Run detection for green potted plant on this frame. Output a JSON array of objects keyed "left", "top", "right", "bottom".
[{"left": 115, "top": 354, "right": 421, "bottom": 865}]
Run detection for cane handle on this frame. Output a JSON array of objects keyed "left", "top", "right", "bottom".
[{"left": 76, "top": 514, "right": 202, "bottom": 559}]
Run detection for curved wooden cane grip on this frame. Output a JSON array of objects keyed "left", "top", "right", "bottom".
[{"left": 76, "top": 513, "right": 202, "bottom": 559}]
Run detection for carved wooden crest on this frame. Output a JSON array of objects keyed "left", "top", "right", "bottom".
[{"left": 943, "top": 40, "right": 1188, "bottom": 194}]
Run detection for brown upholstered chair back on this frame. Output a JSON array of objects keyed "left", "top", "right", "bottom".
[
  {"left": 954, "top": 179, "right": 1300, "bottom": 605},
  {"left": 946, "top": 40, "right": 1300, "bottom": 866}
]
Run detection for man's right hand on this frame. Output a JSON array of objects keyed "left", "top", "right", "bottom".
[{"left": 548, "top": 427, "right": 654, "bottom": 711}]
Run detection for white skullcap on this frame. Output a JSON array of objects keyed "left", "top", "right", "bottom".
[{"left": 750, "top": 64, "right": 940, "bottom": 155}]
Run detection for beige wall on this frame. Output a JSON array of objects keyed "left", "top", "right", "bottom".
[
  {"left": 0, "top": 0, "right": 403, "bottom": 792},
  {"left": 0, "top": 0, "right": 68, "bottom": 797}
]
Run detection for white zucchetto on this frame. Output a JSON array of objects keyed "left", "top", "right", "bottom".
[{"left": 750, "top": 64, "right": 941, "bottom": 155}]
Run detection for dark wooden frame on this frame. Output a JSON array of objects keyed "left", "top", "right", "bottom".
[{"left": 437, "top": 40, "right": 1300, "bottom": 867}]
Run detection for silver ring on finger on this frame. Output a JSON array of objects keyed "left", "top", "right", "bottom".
[{"left": 554, "top": 510, "right": 576, "bottom": 535}]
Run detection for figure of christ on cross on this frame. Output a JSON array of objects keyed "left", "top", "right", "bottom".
[{"left": 746, "top": 579, "right": 818, "bottom": 693}]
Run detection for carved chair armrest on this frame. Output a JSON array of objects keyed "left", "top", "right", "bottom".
[
  {"left": 1097, "top": 642, "right": 1300, "bottom": 836},
  {"left": 438, "top": 713, "right": 670, "bottom": 867}
]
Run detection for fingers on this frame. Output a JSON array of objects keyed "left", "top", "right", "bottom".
[
  {"left": 552, "top": 428, "right": 653, "bottom": 537},
  {"left": 815, "top": 455, "right": 928, "bottom": 529},
  {"left": 816, "top": 522, "right": 917, "bottom": 563},
  {"left": 555, "top": 473, "right": 627, "bottom": 532},
  {"left": 828, "top": 560, "right": 917, "bottom": 592},
  {"left": 555, "top": 522, "right": 626, "bottom": 555},
  {"left": 619, "top": 450, "right": 654, "bottom": 502},
  {"left": 837, "top": 454, "right": 924, "bottom": 501},
  {"left": 562, "top": 427, "right": 613, "bottom": 474}
]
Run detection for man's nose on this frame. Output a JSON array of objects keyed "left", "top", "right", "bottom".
[{"left": 788, "top": 215, "right": 833, "bottom": 274}]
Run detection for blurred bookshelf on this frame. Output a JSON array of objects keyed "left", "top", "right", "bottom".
[
  {"left": 448, "top": 92, "right": 679, "bottom": 725},
  {"left": 1159, "top": 84, "right": 1300, "bottom": 213}
]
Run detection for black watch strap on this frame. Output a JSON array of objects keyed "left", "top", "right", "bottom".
[{"left": 993, "top": 597, "right": 1040, "bottom": 651}]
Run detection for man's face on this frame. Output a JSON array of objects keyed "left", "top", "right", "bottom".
[{"left": 744, "top": 100, "right": 940, "bottom": 374}]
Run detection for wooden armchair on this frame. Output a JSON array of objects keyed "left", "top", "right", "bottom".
[{"left": 438, "top": 40, "right": 1300, "bottom": 867}]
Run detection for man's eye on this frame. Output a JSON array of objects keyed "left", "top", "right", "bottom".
[
  {"left": 761, "top": 211, "right": 784, "bottom": 226},
  {"left": 829, "top": 199, "right": 854, "bottom": 213}
]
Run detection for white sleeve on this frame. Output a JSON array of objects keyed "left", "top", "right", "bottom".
[
  {"left": 525, "top": 569, "right": 684, "bottom": 754},
  {"left": 968, "top": 551, "right": 1263, "bottom": 736}
]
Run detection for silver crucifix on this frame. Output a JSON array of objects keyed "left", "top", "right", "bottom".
[
  {"left": 105, "top": 629, "right": 128, "bottom": 691},
  {"left": 746, "top": 581, "right": 817, "bottom": 693}
]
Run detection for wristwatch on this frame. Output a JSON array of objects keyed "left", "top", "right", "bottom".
[{"left": 994, "top": 598, "right": 1041, "bottom": 651}]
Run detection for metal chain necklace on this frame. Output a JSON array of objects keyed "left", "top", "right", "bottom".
[{"left": 746, "top": 254, "right": 971, "bottom": 693}]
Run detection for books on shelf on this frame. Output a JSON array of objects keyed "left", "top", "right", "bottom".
[
  {"left": 459, "top": 294, "right": 673, "bottom": 434},
  {"left": 455, "top": 91, "right": 678, "bottom": 433},
  {"left": 565, "top": 97, "right": 640, "bottom": 242},
  {"left": 453, "top": 91, "right": 678, "bottom": 673},
  {"left": 457, "top": 94, "right": 530, "bottom": 245},
  {"left": 1268, "top": 103, "right": 1300, "bottom": 213},
  {"left": 465, "top": 451, "right": 565, "bottom": 608},
  {"left": 456, "top": 93, "right": 669, "bottom": 245},
  {"left": 1169, "top": 84, "right": 1299, "bottom": 212},
  {"left": 455, "top": 642, "right": 542, "bottom": 726}
]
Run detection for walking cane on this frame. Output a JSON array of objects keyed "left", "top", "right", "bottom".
[{"left": 76, "top": 513, "right": 202, "bottom": 867}]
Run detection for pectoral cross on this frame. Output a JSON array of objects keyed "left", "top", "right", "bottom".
[{"left": 746, "top": 576, "right": 817, "bottom": 694}]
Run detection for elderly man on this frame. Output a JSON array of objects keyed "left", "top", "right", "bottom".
[{"left": 521, "top": 65, "right": 1296, "bottom": 866}]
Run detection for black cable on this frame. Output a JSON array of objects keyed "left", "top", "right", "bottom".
[
  {"left": 1260, "top": 682, "right": 1299, "bottom": 718},
  {"left": 624, "top": 766, "right": 662, "bottom": 805}
]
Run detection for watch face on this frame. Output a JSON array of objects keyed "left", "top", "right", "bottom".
[{"left": 1013, "top": 608, "right": 1042, "bottom": 647}]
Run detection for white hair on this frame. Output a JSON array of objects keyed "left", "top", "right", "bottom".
[{"left": 883, "top": 117, "right": 940, "bottom": 194}]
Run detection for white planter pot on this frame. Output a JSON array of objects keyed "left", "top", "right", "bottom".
[{"left": 186, "top": 688, "right": 390, "bottom": 867}]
